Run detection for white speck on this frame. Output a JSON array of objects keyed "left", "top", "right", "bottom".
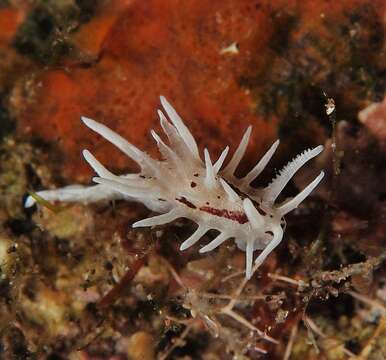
[
  {"left": 325, "top": 97, "right": 335, "bottom": 115},
  {"left": 220, "top": 42, "right": 239, "bottom": 55},
  {"left": 215, "top": 12, "right": 223, "bottom": 24}
]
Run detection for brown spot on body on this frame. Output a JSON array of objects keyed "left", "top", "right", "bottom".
[
  {"left": 199, "top": 206, "right": 248, "bottom": 224},
  {"left": 190, "top": 181, "right": 197, "bottom": 188}
]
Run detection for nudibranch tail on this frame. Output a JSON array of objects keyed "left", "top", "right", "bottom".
[
  {"left": 92, "top": 177, "right": 152, "bottom": 199},
  {"left": 25, "top": 184, "right": 122, "bottom": 207},
  {"left": 25, "top": 95, "right": 325, "bottom": 280}
]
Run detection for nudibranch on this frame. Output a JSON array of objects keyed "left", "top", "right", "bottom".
[{"left": 25, "top": 96, "right": 324, "bottom": 279}]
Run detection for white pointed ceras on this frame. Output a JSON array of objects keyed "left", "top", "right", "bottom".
[{"left": 25, "top": 96, "right": 324, "bottom": 279}]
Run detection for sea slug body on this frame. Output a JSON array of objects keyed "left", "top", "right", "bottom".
[{"left": 25, "top": 96, "right": 324, "bottom": 279}]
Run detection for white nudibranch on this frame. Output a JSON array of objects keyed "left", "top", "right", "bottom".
[{"left": 25, "top": 96, "right": 324, "bottom": 279}]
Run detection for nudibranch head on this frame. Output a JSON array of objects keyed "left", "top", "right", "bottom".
[{"left": 25, "top": 96, "right": 324, "bottom": 279}]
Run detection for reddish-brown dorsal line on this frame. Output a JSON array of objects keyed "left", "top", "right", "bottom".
[
  {"left": 176, "top": 196, "right": 197, "bottom": 209},
  {"left": 176, "top": 197, "right": 249, "bottom": 224},
  {"left": 199, "top": 206, "right": 248, "bottom": 224}
]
